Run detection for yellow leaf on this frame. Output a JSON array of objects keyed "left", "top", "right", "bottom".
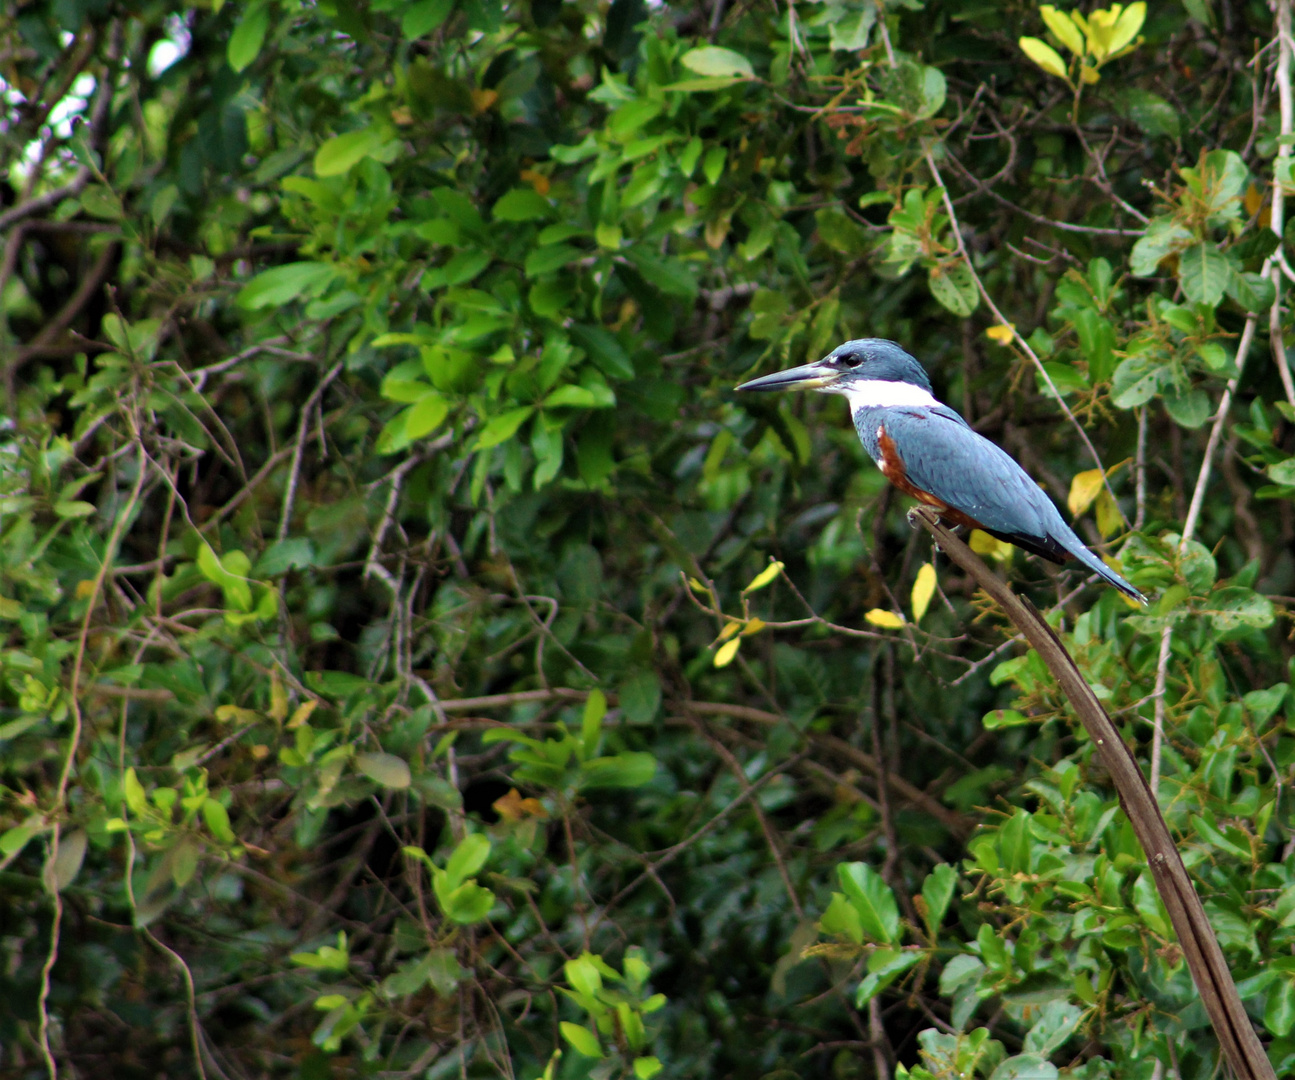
[
  {"left": 75, "top": 579, "right": 96, "bottom": 599},
  {"left": 911, "top": 563, "right": 937, "bottom": 623},
  {"left": 1095, "top": 488, "right": 1122, "bottom": 538},
  {"left": 744, "top": 560, "right": 785, "bottom": 593},
  {"left": 717, "top": 620, "right": 743, "bottom": 642},
  {"left": 1107, "top": 1, "right": 1146, "bottom": 54},
  {"left": 687, "top": 577, "right": 708, "bottom": 593},
  {"left": 287, "top": 699, "right": 318, "bottom": 729},
  {"left": 1040, "top": 5, "right": 1086, "bottom": 56},
  {"left": 1245, "top": 183, "right": 1264, "bottom": 218},
  {"left": 985, "top": 323, "right": 1015, "bottom": 345},
  {"left": 968, "top": 530, "right": 1014, "bottom": 562},
  {"left": 740, "top": 617, "right": 766, "bottom": 636},
  {"left": 1083, "top": 6, "right": 1118, "bottom": 58},
  {"left": 1019, "top": 36, "right": 1070, "bottom": 80},
  {"left": 1068, "top": 469, "right": 1105, "bottom": 517},
  {"left": 714, "top": 637, "right": 741, "bottom": 667},
  {"left": 214, "top": 704, "right": 259, "bottom": 724},
  {"left": 470, "top": 88, "right": 498, "bottom": 113},
  {"left": 864, "top": 609, "right": 905, "bottom": 629},
  {"left": 1079, "top": 64, "right": 1101, "bottom": 84}
]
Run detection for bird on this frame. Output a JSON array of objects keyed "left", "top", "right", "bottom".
[{"left": 736, "top": 338, "right": 1147, "bottom": 603}]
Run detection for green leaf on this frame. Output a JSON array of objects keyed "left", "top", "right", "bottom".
[
  {"left": 228, "top": 1, "right": 269, "bottom": 72},
  {"left": 439, "top": 880, "right": 496, "bottom": 923},
  {"left": 1019, "top": 36, "right": 1069, "bottom": 79},
  {"left": 202, "top": 798, "right": 236, "bottom": 844},
  {"left": 1178, "top": 242, "right": 1232, "bottom": 306},
  {"left": 356, "top": 751, "right": 412, "bottom": 789},
  {"left": 476, "top": 407, "right": 535, "bottom": 450},
  {"left": 1119, "top": 88, "right": 1180, "bottom": 138},
  {"left": 1163, "top": 386, "right": 1211, "bottom": 429},
  {"left": 1110, "top": 354, "right": 1169, "bottom": 408},
  {"left": 560, "top": 1021, "right": 603, "bottom": 1058},
  {"left": 623, "top": 250, "right": 697, "bottom": 299},
  {"left": 493, "top": 188, "right": 551, "bottom": 222},
  {"left": 920, "top": 864, "right": 957, "bottom": 937},
  {"left": 570, "top": 324, "right": 634, "bottom": 380},
  {"left": 445, "top": 833, "right": 490, "bottom": 884},
  {"left": 820, "top": 892, "right": 864, "bottom": 943},
  {"left": 1129, "top": 216, "right": 1192, "bottom": 276},
  {"left": 618, "top": 670, "right": 661, "bottom": 724},
  {"left": 829, "top": 6, "right": 875, "bottom": 51},
  {"left": 403, "top": 393, "right": 451, "bottom": 440},
  {"left": 837, "top": 862, "right": 900, "bottom": 944},
  {"left": 236, "top": 262, "right": 337, "bottom": 309},
  {"left": 679, "top": 46, "right": 754, "bottom": 79},
  {"left": 928, "top": 262, "right": 979, "bottom": 317},
  {"left": 579, "top": 752, "right": 656, "bottom": 789},
  {"left": 315, "top": 127, "right": 387, "bottom": 177},
  {"left": 402, "top": 0, "right": 453, "bottom": 38},
  {"left": 1268, "top": 977, "right": 1295, "bottom": 1037}
]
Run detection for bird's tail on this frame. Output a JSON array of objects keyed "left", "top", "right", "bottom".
[{"left": 1069, "top": 544, "right": 1146, "bottom": 604}]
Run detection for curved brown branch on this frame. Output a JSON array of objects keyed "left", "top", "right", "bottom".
[{"left": 909, "top": 506, "right": 1275, "bottom": 1080}]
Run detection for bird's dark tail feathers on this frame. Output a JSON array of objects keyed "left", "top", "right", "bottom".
[{"left": 1066, "top": 543, "right": 1146, "bottom": 604}]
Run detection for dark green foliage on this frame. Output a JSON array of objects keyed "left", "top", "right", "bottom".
[{"left": 2, "top": 0, "right": 1295, "bottom": 1077}]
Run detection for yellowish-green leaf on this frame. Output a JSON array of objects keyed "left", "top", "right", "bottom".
[
  {"left": 744, "top": 560, "right": 785, "bottom": 593},
  {"left": 985, "top": 323, "right": 1015, "bottom": 345},
  {"left": 1108, "top": 2, "right": 1146, "bottom": 54},
  {"left": 714, "top": 637, "right": 741, "bottom": 667},
  {"left": 51, "top": 829, "right": 88, "bottom": 891},
  {"left": 740, "top": 617, "right": 766, "bottom": 636},
  {"left": 717, "top": 620, "right": 743, "bottom": 643},
  {"left": 864, "top": 609, "right": 904, "bottom": 629},
  {"left": 1040, "top": 5, "right": 1086, "bottom": 56},
  {"left": 911, "top": 564, "right": 937, "bottom": 623},
  {"left": 969, "top": 530, "right": 1015, "bottom": 562},
  {"left": 1019, "top": 36, "right": 1070, "bottom": 80},
  {"left": 1094, "top": 488, "right": 1122, "bottom": 538},
  {"left": 1068, "top": 468, "right": 1105, "bottom": 517},
  {"left": 356, "top": 751, "right": 412, "bottom": 789}
]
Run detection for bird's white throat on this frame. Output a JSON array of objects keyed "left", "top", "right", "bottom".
[{"left": 839, "top": 379, "right": 940, "bottom": 411}]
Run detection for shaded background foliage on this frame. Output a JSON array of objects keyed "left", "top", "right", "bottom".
[{"left": 3, "top": 0, "right": 1295, "bottom": 1077}]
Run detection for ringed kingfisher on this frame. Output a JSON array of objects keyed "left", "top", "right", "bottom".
[{"left": 737, "top": 338, "right": 1147, "bottom": 604}]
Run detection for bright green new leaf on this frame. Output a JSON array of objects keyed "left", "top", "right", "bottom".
[
  {"left": 560, "top": 1022, "right": 603, "bottom": 1058},
  {"left": 1018, "top": 36, "right": 1070, "bottom": 79},
  {"left": 315, "top": 127, "right": 387, "bottom": 177},
  {"left": 236, "top": 262, "right": 337, "bottom": 310},
  {"left": 356, "top": 752, "right": 412, "bottom": 789},
  {"left": 228, "top": 1, "right": 269, "bottom": 72},
  {"left": 1039, "top": 5, "right": 1085, "bottom": 56},
  {"left": 837, "top": 862, "right": 900, "bottom": 944},
  {"left": 679, "top": 46, "right": 755, "bottom": 79},
  {"left": 476, "top": 407, "right": 535, "bottom": 450}
]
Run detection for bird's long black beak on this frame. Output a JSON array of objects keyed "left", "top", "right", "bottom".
[{"left": 736, "top": 360, "right": 838, "bottom": 393}]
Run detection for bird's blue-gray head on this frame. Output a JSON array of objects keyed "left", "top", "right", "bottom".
[{"left": 737, "top": 339, "right": 938, "bottom": 408}]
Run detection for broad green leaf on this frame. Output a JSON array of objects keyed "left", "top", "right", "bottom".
[
  {"left": 1178, "top": 242, "right": 1232, "bottom": 306},
  {"left": 356, "top": 751, "right": 412, "bottom": 789},
  {"left": 1018, "top": 36, "right": 1069, "bottom": 79},
  {"left": 579, "top": 752, "right": 656, "bottom": 789},
  {"left": 1040, "top": 5, "right": 1085, "bottom": 56},
  {"left": 493, "top": 187, "right": 551, "bottom": 221},
  {"left": 928, "top": 262, "right": 979, "bottom": 316},
  {"left": 830, "top": 6, "right": 875, "bottom": 50},
  {"left": 560, "top": 1022, "right": 603, "bottom": 1058},
  {"left": 315, "top": 127, "right": 387, "bottom": 177},
  {"left": 820, "top": 892, "right": 864, "bottom": 943},
  {"left": 1129, "top": 216, "right": 1192, "bottom": 277},
  {"left": 445, "top": 833, "right": 490, "bottom": 884},
  {"left": 570, "top": 324, "right": 634, "bottom": 380},
  {"left": 1268, "top": 977, "right": 1295, "bottom": 1037},
  {"left": 476, "top": 407, "right": 535, "bottom": 450},
  {"left": 236, "top": 262, "right": 337, "bottom": 309},
  {"left": 837, "top": 862, "right": 899, "bottom": 944},
  {"left": 618, "top": 671, "right": 660, "bottom": 724},
  {"left": 1110, "top": 354, "right": 1169, "bottom": 408},
  {"left": 402, "top": 0, "right": 453, "bottom": 38},
  {"left": 679, "top": 46, "right": 754, "bottom": 79},
  {"left": 403, "top": 393, "right": 450, "bottom": 440},
  {"left": 202, "top": 798, "right": 236, "bottom": 844},
  {"left": 920, "top": 863, "right": 957, "bottom": 937},
  {"left": 1163, "top": 386, "right": 1211, "bottom": 429},
  {"left": 228, "top": 1, "right": 269, "bottom": 72}
]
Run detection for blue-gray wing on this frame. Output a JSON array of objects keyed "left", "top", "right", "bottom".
[{"left": 873, "top": 407, "right": 1075, "bottom": 560}]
